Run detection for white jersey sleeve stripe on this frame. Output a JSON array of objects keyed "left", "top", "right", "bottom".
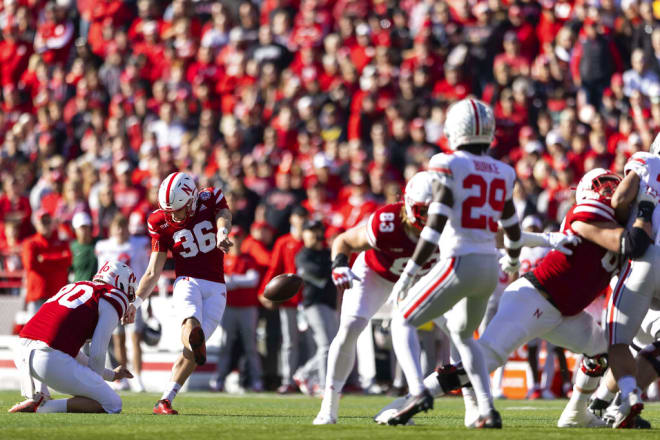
[
  {"left": 216, "top": 191, "right": 224, "bottom": 204},
  {"left": 573, "top": 205, "right": 615, "bottom": 221},
  {"left": 104, "top": 290, "right": 128, "bottom": 315},
  {"left": 579, "top": 200, "right": 615, "bottom": 215},
  {"left": 366, "top": 213, "right": 378, "bottom": 249}
]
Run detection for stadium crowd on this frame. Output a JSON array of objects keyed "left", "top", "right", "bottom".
[{"left": 1, "top": 0, "right": 660, "bottom": 393}]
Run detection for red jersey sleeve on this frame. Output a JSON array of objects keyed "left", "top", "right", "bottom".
[
  {"left": 199, "top": 187, "right": 229, "bottom": 216},
  {"left": 147, "top": 210, "right": 170, "bottom": 253},
  {"left": 568, "top": 200, "right": 616, "bottom": 226}
]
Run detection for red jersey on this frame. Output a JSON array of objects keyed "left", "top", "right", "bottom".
[
  {"left": 531, "top": 200, "right": 619, "bottom": 316},
  {"left": 148, "top": 187, "right": 229, "bottom": 283},
  {"left": 20, "top": 281, "right": 128, "bottom": 358},
  {"left": 225, "top": 253, "right": 260, "bottom": 307},
  {"left": 364, "top": 203, "right": 440, "bottom": 283}
]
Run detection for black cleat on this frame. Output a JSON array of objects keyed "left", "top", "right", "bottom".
[
  {"left": 387, "top": 389, "right": 434, "bottom": 426},
  {"left": 468, "top": 409, "right": 502, "bottom": 429},
  {"left": 588, "top": 397, "right": 611, "bottom": 418},
  {"left": 634, "top": 415, "right": 651, "bottom": 429}
]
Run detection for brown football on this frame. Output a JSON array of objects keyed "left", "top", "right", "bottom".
[{"left": 263, "top": 273, "right": 303, "bottom": 302}]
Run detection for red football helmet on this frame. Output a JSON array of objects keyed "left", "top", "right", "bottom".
[{"left": 575, "top": 168, "right": 621, "bottom": 204}]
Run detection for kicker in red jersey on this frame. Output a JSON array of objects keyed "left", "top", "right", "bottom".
[
  {"left": 531, "top": 200, "right": 620, "bottom": 316},
  {"left": 364, "top": 202, "right": 440, "bottom": 283},
  {"left": 19, "top": 281, "right": 129, "bottom": 358},
  {"left": 148, "top": 187, "right": 228, "bottom": 283}
]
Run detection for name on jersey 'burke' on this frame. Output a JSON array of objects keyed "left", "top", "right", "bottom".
[{"left": 473, "top": 160, "right": 499, "bottom": 174}]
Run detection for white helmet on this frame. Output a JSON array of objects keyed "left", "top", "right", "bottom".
[
  {"left": 158, "top": 172, "right": 199, "bottom": 225},
  {"left": 650, "top": 132, "right": 660, "bottom": 155},
  {"left": 404, "top": 171, "right": 438, "bottom": 230},
  {"left": 575, "top": 168, "right": 621, "bottom": 205},
  {"left": 444, "top": 98, "right": 495, "bottom": 150},
  {"left": 93, "top": 260, "right": 137, "bottom": 301}
]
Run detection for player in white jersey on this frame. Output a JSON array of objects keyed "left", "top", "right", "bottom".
[
  {"left": 385, "top": 99, "right": 577, "bottom": 428},
  {"left": 601, "top": 132, "right": 660, "bottom": 427},
  {"left": 95, "top": 213, "right": 150, "bottom": 391}
]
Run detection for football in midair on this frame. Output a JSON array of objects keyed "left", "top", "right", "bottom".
[{"left": 263, "top": 273, "right": 303, "bottom": 302}]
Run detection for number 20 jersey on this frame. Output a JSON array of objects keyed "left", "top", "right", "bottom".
[
  {"left": 20, "top": 281, "right": 129, "bottom": 358},
  {"left": 148, "top": 187, "right": 229, "bottom": 283},
  {"left": 531, "top": 200, "right": 619, "bottom": 316},
  {"left": 428, "top": 151, "right": 516, "bottom": 257},
  {"left": 364, "top": 202, "right": 440, "bottom": 282}
]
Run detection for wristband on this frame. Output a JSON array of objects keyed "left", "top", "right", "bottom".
[
  {"left": 220, "top": 227, "right": 229, "bottom": 236},
  {"left": 332, "top": 253, "right": 350, "bottom": 269},
  {"left": 420, "top": 226, "right": 442, "bottom": 244},
  {"left": 428, "top": 202, "right": 452, "bottom": 217},
  {"left": 133, "top": 296, "right": 143, "bottom": 309},
  {"left": 637, "top": 201, "right": 654, "bottom": 222},
  {"left": 503, "top": 235, "right": 523, "bottom": 250},
  {"left": 499, "top": 213, "right": 519, "bottom": 228},
  {"left": 403, "top": 259, "right": 421, "bottom": 277}
]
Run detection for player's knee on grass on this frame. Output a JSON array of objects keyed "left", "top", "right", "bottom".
[{"left": 100, "top": 392, "right": 122, "bottom": 414}]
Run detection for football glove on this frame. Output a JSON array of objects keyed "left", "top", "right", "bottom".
[
  {"left": 499, "top": 254, "right": 520, "bottom": 275},
  {"left": 544, "top": 231, "right": 581, "bottom": 255},
  {"left": 393, "top": 272, "right": 415, "bottom": 304},
  {"left": 332, "top": 266, "right": 361, "bottom": 293}
]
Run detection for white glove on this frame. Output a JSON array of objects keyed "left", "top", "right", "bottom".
[
  {"left": 499, "top": 254, "right": 520, "bottom": 275},
  {"left": 332, "top": 266, "right": 361, "bottom": 293},
  {"left": 544, "top": 232, "right": 581, "bottom": 255},
  {"left": 393, "top": 272, "right": 415, "bottom": 304}
]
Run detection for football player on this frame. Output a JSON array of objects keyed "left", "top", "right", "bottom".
[
  {"left": 124, "top": 172, "right": 233, "bottom": 415},
  {"left": 378, "top": 167, "right": 655, "bottom": 428},
  {"left": 385, "top": 98, "right": 529, "bottom": 428},
  {"left": 9, "top": 261, "right": 136, "bottom": 413},
  {"left": 596, "top": 132, "right": 660, "bottom": 427}
]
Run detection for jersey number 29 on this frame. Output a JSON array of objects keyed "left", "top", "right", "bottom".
[
  {"left": 173, "top": 220, "right": 216, "bottom": 258},
  {"left": 461, "top": 175, "right": 506, "bottom": 232}
]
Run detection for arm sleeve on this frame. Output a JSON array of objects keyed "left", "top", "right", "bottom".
[{"left": 88, "top": 299, "right": 119, "bottom": 377}]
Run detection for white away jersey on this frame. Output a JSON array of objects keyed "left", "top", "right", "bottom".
[
  {"left": 95, "top": 236, "right": 150, "bottom": 280},
  {"left": 428, "top": 151, "right": 516, "bottom": 257},
  {"left": 625, "top": 152, "right": 660, "bottom": 242}
]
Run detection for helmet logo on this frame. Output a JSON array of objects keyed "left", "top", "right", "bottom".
[{"left": 180, "top": 184, "right": 194, "bottom": 196}]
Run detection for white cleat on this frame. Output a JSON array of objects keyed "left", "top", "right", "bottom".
[
  {"left": 373, "top": 396, "right": 408, "bottom": 424},
  {"left": 463, "top": 388, "right": 480, "bottom": 428},
  {"left": 313, "top": 413, "right": 337, "bottom": 425},
  {"left": 612, "top": 388, "right": 644, "bottom": 429},
  {"left": 558, "top": 406, "right": 607, "bottom": 428}
]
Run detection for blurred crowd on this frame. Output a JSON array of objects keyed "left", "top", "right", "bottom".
[{"left": 1, "top": 0, "right": 660, "bottom": 392}]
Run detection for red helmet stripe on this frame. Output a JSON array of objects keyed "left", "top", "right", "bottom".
[
  {"left": 165, "top": 172, "right": 179, "bottom": 205},
  {"left": 469, "top": 99, "right": 480, "bottom": 135}
]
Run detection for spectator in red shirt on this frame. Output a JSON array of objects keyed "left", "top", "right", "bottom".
[
  {"left": 259, "top": 206, "right": 307, "bottom": 394},
  {"left": 0, "top": 23, "right": 32, "bottom": 88},
  {"left": 212, "top": 226, "right": 263, "bottom": 392},
  {"left": 494, "top": 31, "right": 530, "bottom": 77},
  {"left": 113, "top": 161, "right": 145, "bottom": 216},
  {"left": 33, "top": 2, "right": 74, "bottom": 66},
  {"left": 21, "top": 209, "right": 72, "bottom": 316},
  {"left": 0, "top": 174, "right": 32, "bottom": 240}
]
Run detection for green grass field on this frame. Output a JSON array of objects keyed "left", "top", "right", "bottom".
[{"left": 1, "top": 391, "right": 659, "bottom": 439}]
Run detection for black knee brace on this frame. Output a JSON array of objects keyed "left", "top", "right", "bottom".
[
  {"left": 581, "top": 353, "right": 608, "bottom": 377},
  {"left": 434, "top": 364, "right": 470, "bottom": 392}
]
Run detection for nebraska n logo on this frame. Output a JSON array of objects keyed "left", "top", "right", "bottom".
[
  {"left": 533, "top": 308, "right": 542, "bottom": 319},
  {"left": 180, "top": 184, "right": 194, "bottom": 196}
]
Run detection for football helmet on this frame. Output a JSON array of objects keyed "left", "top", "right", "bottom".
[
  {"left": 444, "top": 98, "right": 495, "bottom": 150},
  {"left": 142, "top": 316, "right": 162, "bottom": 346},
  {"left": 158, "top": 172, "right": 199, "bottom": 225},
  {"left": 93, "top": 260, "right": 137, "bottom": 301},
  {"left": 650, "top": 132, "right": 660, "bottom": 155},
  {"left": 575, "top": 168, "right": 622, "bottom": 204},
  {"left": 404, "top": 171, "right": 438, "bottom": 230}
]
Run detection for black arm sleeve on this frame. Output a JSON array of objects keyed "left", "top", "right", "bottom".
[{"left": 620, "top": 227, "right": 653, "bottom": 260}]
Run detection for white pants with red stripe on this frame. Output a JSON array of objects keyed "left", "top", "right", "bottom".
[
  {"left": 607, "top": 246, "right": 660, "bottom": 346},
  {"left": 173, "top": 276, "right": 227, "bottom": 339},
  {"left": 479, "top": 277, "right": 607, "bottom": 372},
  {"left": 397, "top": 254, "right": 497, "bottom": 333}
]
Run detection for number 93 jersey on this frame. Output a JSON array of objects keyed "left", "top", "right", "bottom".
[
  {"left": 364, "top": 202, "right": 440, "bottom": 282},
  {"left": 428, "top": 151, "right": 516, "bottom": 257},
  {"left": 148, "top": 187, "right": 229, "bottom": 283}
]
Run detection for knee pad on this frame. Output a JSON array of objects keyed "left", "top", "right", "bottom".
[
  {"left": 433, "top": 364, "right": 469, "bottom": 393},
  {"left": 639, "top": 341, "right": 660, "bottom": 376},
  {"left": 103, "top": 393, "right": 122, "bottom": 414},
  {"left": 581, "top": 353, "right": 608, "bottom": 377}
]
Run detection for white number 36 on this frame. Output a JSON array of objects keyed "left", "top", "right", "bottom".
[{"left": 173, "top": 220, "right": 216, "bottom": 258}]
